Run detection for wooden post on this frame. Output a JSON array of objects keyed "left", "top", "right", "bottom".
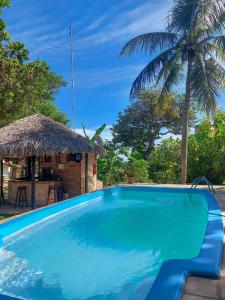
[
  {"left": 31, "top": 155, "right": 36, "bottom": 210},
  {"left": 27, "top": 157, "right": 32, "bottom": 179},
  {"left": 85, "top": 153, "right": 88, "bottom": 193}
]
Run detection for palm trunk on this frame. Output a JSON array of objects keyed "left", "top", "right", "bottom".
[{"left": 180, "top": 59, "right": 192, "bottom": 184}]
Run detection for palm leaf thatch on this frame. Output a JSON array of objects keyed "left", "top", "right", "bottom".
[{"left": 0, "top": 114, "right": 104, "bottom": 158}]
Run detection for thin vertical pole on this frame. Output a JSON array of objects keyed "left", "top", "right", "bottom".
[
  {"left": 31, "top": 156, "right": 36, "bottom": 210},
  {"left": 69, "top": 24, "right": 76, "bottom": 130},
  {"left": 85, "top": 153, "right": 88, "bottom": 193}
]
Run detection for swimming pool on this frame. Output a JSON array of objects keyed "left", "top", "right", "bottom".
[{"left": 0, "top": 186, "right": 223, "bottom": 300}]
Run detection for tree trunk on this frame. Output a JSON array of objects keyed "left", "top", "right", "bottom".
[
  {"left": 144, "top": 144, "right": 155, "bottom": 160},
  {"left": 180, "top": 59, "right": 192, "bottom": 184},
  {"left": 144, "top": 132, "right": 159, "bottom": 160}
]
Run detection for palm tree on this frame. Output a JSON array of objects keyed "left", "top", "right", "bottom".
[{"left": 120, "top": 0, "right": 225, "bottom": 183}]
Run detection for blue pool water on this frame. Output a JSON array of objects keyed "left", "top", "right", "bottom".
[{"left": 0, "top": 188, "right": 208, "bottom": 300}]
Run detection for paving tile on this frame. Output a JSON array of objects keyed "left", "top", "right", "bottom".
[
  {"left": 184, "top": 277, "right": 219, "bottom": 298},
  {"left": 219, "top": 277, "right": 225, "bottom": 299},
  {"left": 182, "top": 294, "right": 215, "bottom": 300}
]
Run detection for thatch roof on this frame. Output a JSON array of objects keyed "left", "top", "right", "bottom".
[{"left": 0, "top": 114, "right": 104, "bottom": 158}]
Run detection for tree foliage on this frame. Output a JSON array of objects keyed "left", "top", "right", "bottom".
[
  {"left": 188, "top": 112, "right": 225, "bottom": 184},
  {"left": 98, "top": 111, "right": 225, "bottom": 186},
  {"left": 148, "top": 138, "right": 181, "bottom": 183},
  {"left": 120, "top": 0, "right": 225, "bottom": 183},
  {"left": 145, "top": 112, "right": 225, "bottom": 185},
  {"left": 0, "top": 0, "right": 68, "bottom": 126},
  {"left": 112, "top": 89, "right": 194, "bottom": 159},
  {"left": 97, "top": 142, "right": 125, "bottom": 186},
  {"left": 35, "top": 100, "right": 69, "bottom": 125},
  {"left": 97, "top": 144, "right": 150, "bottom": 186},
  {"left": 123, "top": 151, "right": 149, "bottom": 183}
]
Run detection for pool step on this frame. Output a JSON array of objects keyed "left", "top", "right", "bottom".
[{"left": 0, "top": 250, "right": 42, "bottom": 291}]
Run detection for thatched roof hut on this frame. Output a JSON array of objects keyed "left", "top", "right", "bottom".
[{"left": 0, "top": 113, "right": 104, "bottom": 158}]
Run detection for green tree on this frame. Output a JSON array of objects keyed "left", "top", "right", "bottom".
[
  {"left": 149, "top": 138, "right": 181, "bottom": 183},
  {"left": 97, "top": 142, "right": 125, "bottom": 186},
  {"left": 120, "top": 0, "right": 225, "bottom": 183},
  {"left": 188, "top": 112, "right": 225, "bottom": 184},
  {"left": 35, "top": 100, "right": 69, "bottom": 125},
  {"left": 123, "top": 150, "right": 149, "bottom": 183},
  {"left": 0, "top": 0, "right": 68, "bottom": 126},
  {"left": 113, "top": 89, "right": 194, "bottom": 159}
]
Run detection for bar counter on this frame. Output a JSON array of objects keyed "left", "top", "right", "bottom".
[{"left": 8, "top": 179, "right": 62, "bottom": 207}]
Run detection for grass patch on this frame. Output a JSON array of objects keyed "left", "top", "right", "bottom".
[{"left": 0, "top": 214, "right": 15, "bottom": 220}]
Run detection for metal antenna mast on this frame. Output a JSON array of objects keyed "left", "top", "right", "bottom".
[{"left": 69, "top": 24, "right": 76, "bottom": 131}]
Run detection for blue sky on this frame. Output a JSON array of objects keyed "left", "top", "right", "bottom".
[{"left": 3, "top": 0, "right": 225, "bottom": 138}]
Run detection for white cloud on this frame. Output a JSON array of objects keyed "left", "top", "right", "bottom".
[
  {"left": 76, "top": 1, "right": 171, "bottom": 49},
  {"left": 76, "top": 64, "right": 144, "bottom": 88},
  {"left": 8, "top": 0, "right": 171, "bottom": 56},
  {"left": 84, "top": 14, "right": 109, "bottom": 32}
]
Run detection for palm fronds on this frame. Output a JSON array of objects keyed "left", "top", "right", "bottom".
[
  {"left": 167, "top": 0, "right": 225, "bottom": 34},
  {"left": 91, "top": 124, "right": 106, "bottom": 142},
  {"left": 159, "top": 61, "right": 183, "bottom": 101},
  {"left": 121, "top": 0, "right": 225, "bottom": 114},
  {"left": 130, "top": 48, "right": 176, "bottom": 97},
  {"left": 194, "top": 0, "right": 225, "bottom": 35},
  {"left": 120, "top": 32, "right": 178, "bottom": 56},
  {"left": 209, "top": 35, "right": 225, "bottom": 51},
  {"left": 205, "top": 41, "right": 225, "bottom": 62},
  {"left": 167, "top": 0, "right": 198, "bottom": 33},
  {"left": 191, "top": 55, "right": 225, "bottom": 114},
  {"left": 82, "top": 123, "right": 89, "bottom": 139},
  {"left": 82, "top": 123, "right": 106, "bottom": 146}
]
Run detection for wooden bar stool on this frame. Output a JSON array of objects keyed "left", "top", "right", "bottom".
[
  {"left": 15, "top": 186, "right": 28, "bottom": 208},
  {"left": 47, "top": 185, "right": 57, "bottom": 205}
]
